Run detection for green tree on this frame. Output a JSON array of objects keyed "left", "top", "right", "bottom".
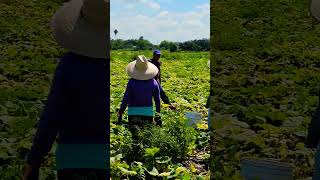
[
  {"left": 169, "top": 43, "right": 178, "bottom": 52},
  {"left": 159, "top": 40, "right": 170, "bottom": 50}
]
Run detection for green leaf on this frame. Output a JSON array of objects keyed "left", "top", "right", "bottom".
[
  {"left": 159, "top": 172, "right": 171, "bottom": 177},
  {"left": 110, "top": 157, "right": 115, "bottom": 163},
  {"left": 190, "top": 163, "right": 197, "bottom": 173},
  {"left": 176, "top": 167, "right": 187, "bottom": 174},
  {"left": 118, "top": 167, "right": 137, "bottom": 176},
  {"left": 0, "top": 151, "right": 9, "bottom": 159},
  {"left": 183, "top": 173, "right": 192, "bottom": 180},
  {"left": 144, "top": 147, "right": 160, "bottom": 157},
  {"left": 145, "top": 167, "right": 159, "bottom": 176},
  {"left": 114, "top": 154, "right": 123, "bottom": 161},
  {"left": 196, "top": 175, "right": 205, "bottom": 180},
  {"left": 132, "top": 161, "right": 143, "bottom": 167},
  {"left": 296, "top": 142, "right": 305, "bottom": 149},
  {"left": 155, "top": 156, "right": 172, "bottom": 164}
]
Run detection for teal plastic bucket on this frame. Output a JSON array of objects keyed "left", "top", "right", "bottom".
[
  {"left": 185, "top": 112, "right": 202, "bottom": 127},
  {"left": 240, "top": 158, "right": 294, "bottom": 180}
]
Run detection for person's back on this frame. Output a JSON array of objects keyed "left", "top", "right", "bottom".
[
  {"left": 56, "top": 53, "right": 108, "bottom": 144},
  {"left": 25, "top": 52, "right": 109, "bottom": 179},
  {"left": 120, "top": 78, "right": 160, "bottom": 118},
  {"left": 126, "top": 78, "right": 158, "bottom": 108}
]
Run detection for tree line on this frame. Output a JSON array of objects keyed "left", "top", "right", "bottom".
[{"left": 111, "top": 36, "right": 209, "bottom": 52}]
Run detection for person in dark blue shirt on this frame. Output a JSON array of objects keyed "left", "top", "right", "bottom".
[{"left": 23, "top": 0, "right": 110, "bottom": 179}]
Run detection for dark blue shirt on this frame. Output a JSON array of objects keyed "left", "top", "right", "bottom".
[
  {"left": 148, "top": 59, "right": 161, "bottom": 84},
  {"left": 119, "top": 78, "right": 160, "bottom": 114},
  {"left": 26, "top": 52, "right": 109, "bottom": 168}
]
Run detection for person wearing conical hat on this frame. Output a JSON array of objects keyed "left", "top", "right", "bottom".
[
  {"left": 306, "top": 1, "right": 320, "bottom": 179},
  {"left": 117, "top": 55, "right": 161, "bottom": 139},
  {"left": 23, "top": 0, "right": 110, "bottom": 179}
]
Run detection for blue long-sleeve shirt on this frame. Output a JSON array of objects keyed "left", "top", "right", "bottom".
[
  {"left": 26, "top": 52, "right": 109, "bottom": 169},
  {"left": 119, "top": 78, "right": 160, "bottom": 116}
]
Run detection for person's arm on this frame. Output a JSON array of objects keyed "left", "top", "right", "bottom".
[
  {"left": 153, "top": 80, "right": 162, "bottom": 126},
  {"left": 26, "top": 60, "right": 66, "bottom": 168},
  {"left": 206, "top": 89, "right": 213, "bottom": 108},
  {"left": 159, "top": 84, "right": 170, "bottom": 104},
  {"left": 156, "top": 77, "right": 161, "bottom": 86},
  {"left": 306, "top": 106, "right": 320, "bottom": 148},
  {"left": 153, "top": 80, "right": 161, "bottom": 114},
  {"left": 158, "top": 62, "right": 161, "bottom": 84},
  {"left": 119, "top": 80, "right": 131, "bottom": 114},
  {"left": 205, "top": 95, "right": 210, "bottom": 108}
]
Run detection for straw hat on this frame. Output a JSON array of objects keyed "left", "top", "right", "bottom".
[
  {"left": 126, "top": 55, "right": 159, "bottom": 80},
  {"left": 51, "top": 0, "right": 110, "bottom": 59},
  {"left": 311, "top": 0, "right": 320, "bottom": 21}
]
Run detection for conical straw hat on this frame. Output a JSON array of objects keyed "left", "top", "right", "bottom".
[
  {"left": 126, "top": 55, "right": 159, "bottom": 80},
  {"left": 51, "top": 0, "right": 110, "bottom": 59}
]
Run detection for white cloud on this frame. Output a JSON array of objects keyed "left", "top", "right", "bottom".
[
  {"left": 147, "top": 1, "right": 161, "bottom": 10},
  {"left": 117, "top": 0, "right": 161, "bottom": 10},
  {"left": 196, "top": 3, "right": 210, "bottom": 12},
  {"left": 124, "top": 4, "right": 135, "bottom": 9},
  {"left": 157, "top": 11, "right": 169, "bottom": 18},
  {"left": 158, "top": 0, "right": 173, "bottom": 3},
  {"left": 196, "top": 3, "right": 210, "bottom": 17},
  {"left": 111, "top": 2, "right": 209, "bottom": 44}
]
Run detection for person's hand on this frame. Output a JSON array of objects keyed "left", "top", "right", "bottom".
[
  {"left": 155, "top": 115, "right": 162, "bottom": 127},
  {"left": 117, "top": 111, "right": 123, "bottom": 125},
  {"left": 117, "top": 111, "right": 122, "bottom": 118},
  {"left": 168, "top": 104, "right": 176, "bottom": 110},
  {"left": 23, "top": 164, "right": 39, "bottom": 180}
]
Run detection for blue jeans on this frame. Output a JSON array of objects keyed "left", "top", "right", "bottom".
[{"left": 314, "top": 143, "right": 320, "bottom": 180}]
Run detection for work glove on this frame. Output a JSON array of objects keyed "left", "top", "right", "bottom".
[
  {"left": 168, "top": 103, "right": 176, "bottom": 110},
  {"left": 23, "top": 164, "right": 39, "bottom": 180},
  {"left": 154, "top": 113, "right": 162, "bottom": 127},
  {"left": 117, "top": 111, "right": 123, "bottom": 125},
  {"left": 155, "top": 115, "right": 162, "bottom": 127}
]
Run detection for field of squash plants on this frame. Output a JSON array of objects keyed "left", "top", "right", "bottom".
[
  {"left": 110, "top": 50, "right": 210, "bottom": 179},
  {"left": 1, "top": 0, "right": 211, "bottom": 179},
  {"left": 1, "top": 0, "right": 66, "bottom": 179},
  {"left": 210, "top": 0, "right": 320, "bottom": 179},
  {"left": 5, "top": 0, "right": 320, "bottom": 179}
]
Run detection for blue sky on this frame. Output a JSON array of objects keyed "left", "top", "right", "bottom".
[{"left": 111, "top": 0, "right": 209, "bottom": 45}]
